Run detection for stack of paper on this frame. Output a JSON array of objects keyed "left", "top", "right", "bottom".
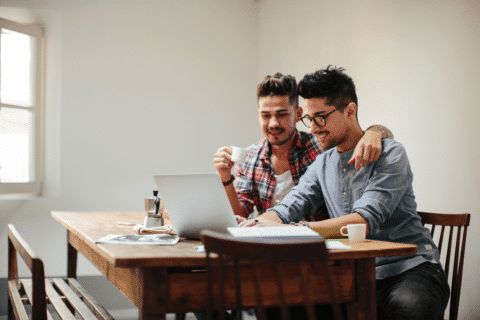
[
  {"left": 325, "top": 240, "right": 352, "bottom": 250},
  {"left": 227, "top": 226, "right": 323, "bottom": 241}
]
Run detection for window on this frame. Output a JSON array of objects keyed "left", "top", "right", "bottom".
[{"left": 0, "top": 17, "right": 44, "bottom": 197}]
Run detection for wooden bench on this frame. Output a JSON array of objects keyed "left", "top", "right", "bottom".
[{"left": 7, "top": 224, "right": 114, "bottom": 320}]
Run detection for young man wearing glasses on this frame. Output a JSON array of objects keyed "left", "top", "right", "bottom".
[
  {"left": 214, "top": 72, "right": 393, "bottom": 220},
  {"left": 241, "top": 66, "right": 450, "bottom": 319}
]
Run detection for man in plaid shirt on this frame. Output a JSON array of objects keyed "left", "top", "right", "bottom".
[{"left": 214, "top": 72, "right": 392, "bottom": 220}]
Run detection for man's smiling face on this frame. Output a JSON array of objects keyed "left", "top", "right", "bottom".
[
  {"left": 258, "top": 95, "right": 302, "bottom": 146},
  {"left": 303, "top": 97, "right": 348, "bottom": 151}
]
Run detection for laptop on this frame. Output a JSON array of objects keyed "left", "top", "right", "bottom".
[{"left": 153, "top": 173, "right": 239, "bottom": 239}]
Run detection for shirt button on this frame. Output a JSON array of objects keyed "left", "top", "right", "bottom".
[
  {"left": 343, "top": 192, "right": 347, "bottom": 196},
  {"left": 343, "top": 168, "right": 347, "bottom": 172}
]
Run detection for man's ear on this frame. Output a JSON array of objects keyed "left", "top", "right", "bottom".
[
  {"left": 295, "top": 106, "right": 303, "bottom": 122},
  {"left": 345, "top": 102, "right": 357, "bottom": 120}
]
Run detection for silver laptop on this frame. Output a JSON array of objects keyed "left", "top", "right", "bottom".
[{"left": 153, "top": 173, "right": 238, "bottom": 239}]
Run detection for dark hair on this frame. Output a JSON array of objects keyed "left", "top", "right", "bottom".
[
  {"left": 257, "top": 73, "right": 298, "bottom": 108},
  {"left": 298, "top": 66, "right": 357, "bottom": 110}
]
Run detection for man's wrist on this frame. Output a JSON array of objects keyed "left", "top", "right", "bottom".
[
  {"left": 290, "top": 221, "right": 310, "bottom": 228},
  {"left": 222, "top": 174, "right": 235, "bottom": 186}
]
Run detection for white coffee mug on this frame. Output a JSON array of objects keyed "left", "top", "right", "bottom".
[
  {"left": 340, "top": 224, "right": 366, "bottom": 242},
  {"left": 231, "top": 147, "right": 248, "bottom": 163}
]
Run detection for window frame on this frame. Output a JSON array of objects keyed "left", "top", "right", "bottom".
[{"left": 0, "top": 17, "right": 45, "bottom": 197}]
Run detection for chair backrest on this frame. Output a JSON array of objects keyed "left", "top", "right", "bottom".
[
  {"left": 201, "top": 230, "right": 343, "bottom": 320},
  {"left": 8, "top": 224, "right": 48, "bottom": 320},
  {"left": 417, "top": 211, "right": 470, "bottom": 320}
]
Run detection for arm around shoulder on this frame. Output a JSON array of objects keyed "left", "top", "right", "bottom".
[
  {"left": 366, "top": 124, "right": 394, "bottom": 139},
  {"left": 350, "top": 124, "right": 394, "bottom": 170}
]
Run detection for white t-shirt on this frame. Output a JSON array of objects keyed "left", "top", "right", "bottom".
[{"left": 273, "top": 170, "right": 294, "bottom": 205}]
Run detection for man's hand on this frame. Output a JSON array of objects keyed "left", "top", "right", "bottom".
[
  {"left": 348, "top": 130, "right": 382, "bottom": 171},
  {"left": 239, "top": 217, "right": 285, "bottom": 227},
  {"left": 235, "top": 215, "right": 247, "bottom": 223},
  {"left": 238, "top": 211, "right": 285, "bottom": 227},
  {"left": 213, "top": 146, "right": 235, "bottom": 182}
]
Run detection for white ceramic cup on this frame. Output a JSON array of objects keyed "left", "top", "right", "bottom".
[
  {"left": 231, "top": 147, "right": 248, "bottom": 163},
  {"left": 340, "top": 224, "right": 366, "bottom": 242}
]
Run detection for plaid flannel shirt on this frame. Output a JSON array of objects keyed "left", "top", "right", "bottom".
[{"left": 234, "top": 130, "right": 328, "bottom": 221}]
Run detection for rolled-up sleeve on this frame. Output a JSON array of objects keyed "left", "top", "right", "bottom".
[{"left": 352, "top": 142, "right": 413, "bottom": 234}]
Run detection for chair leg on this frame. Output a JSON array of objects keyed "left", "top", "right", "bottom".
[
  {"left": 176, "top": 313, "right": 186, "bottom": 320},
  {"left": 8, "top": 297, "right": 14, "bottom": 320},
  {"left": 231, "top": 310, "right": 242, "bottom": 320}
]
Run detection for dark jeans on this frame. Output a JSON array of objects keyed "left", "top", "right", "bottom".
[
  {"left": 264, "top": 262, "right": 449, "bottom": 320},
  {"left": 377, "top": 262, "right": 450, "bottom": 320}
]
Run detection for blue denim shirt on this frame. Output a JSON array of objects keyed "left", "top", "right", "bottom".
[{"left": 269, "top": 139, "right": 440, "bottom": 279}]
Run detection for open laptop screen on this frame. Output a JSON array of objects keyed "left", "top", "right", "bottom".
[{"left": 154, "top": 173, "right": 238, "bottom": 239}]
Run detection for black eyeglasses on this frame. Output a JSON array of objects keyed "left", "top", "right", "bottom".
[{"left": 300, "top": 108, "right": 339, "bottom": 128}]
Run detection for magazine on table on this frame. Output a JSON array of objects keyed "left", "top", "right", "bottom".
[{"left": 95, "top": 233, "right": 179, "bottom": 245}]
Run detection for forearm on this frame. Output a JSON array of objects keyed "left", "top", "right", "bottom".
[
  {"left": 309, "top": 213, "right": 369, "bottom": 239},
  {"left": 258, "top": 210, "right": 284, "bottom": 223},
  {"left": 223, "top": 184, "right": 248, "bottom": 218},
  {"left": 366, "top": 125, "right": 394, "bottom": 139}
]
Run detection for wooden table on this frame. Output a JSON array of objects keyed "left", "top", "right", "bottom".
[{"left": 51, "top": 211, "right": 417, "bottom": 320}]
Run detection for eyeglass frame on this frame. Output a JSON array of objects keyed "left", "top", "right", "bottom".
[{"left": 300, "top": 103, "right": 350, "bottom": 128}]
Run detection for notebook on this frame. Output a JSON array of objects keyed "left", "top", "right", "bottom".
[
  {"left": 153, "top": 173, "right": 238, "bottom": 239},
  {"left": 228, "top": 226, "right": 323, "bottom": 241}
]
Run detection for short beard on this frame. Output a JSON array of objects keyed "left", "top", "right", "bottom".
[
  {"left": 270, "top": 128, "right": 297, "bottom": 146},
  {"left": 318, "top": 132, "right": 345, "bottom": 150}
]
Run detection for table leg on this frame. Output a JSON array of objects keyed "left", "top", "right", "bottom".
[
  {"left": 136, "top": 267, "right": 168, "bottom": 320},
  {"left": 355, "top": 258, "right": 376, "bottom": 320},
  {"left": 67, "top": 230, "right": 78, "bottom": 278}
]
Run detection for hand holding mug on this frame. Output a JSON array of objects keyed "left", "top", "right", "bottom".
[{"left": 213, "top": 146, "right": 234, "bottom": 181}]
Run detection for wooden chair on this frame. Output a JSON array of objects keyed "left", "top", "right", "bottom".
[
  {"left": 201, "top": 230, "right": 343, "bottom": 320},
  {"left": 417, "top": 211, "right": 470, "bottom": 320},
  {"left": 7, "top": 224, "right": 114, "bottom": 320}
]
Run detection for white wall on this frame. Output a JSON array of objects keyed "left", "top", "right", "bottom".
[
  {"left": 1, "top": 0, "right": 479, "bottom": 319},
  {"left": 257, "top": 0, "right": 480, "bottom": 319},
  {"left": 0, "top": 0, "right": 260, "bottom": 276}
]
